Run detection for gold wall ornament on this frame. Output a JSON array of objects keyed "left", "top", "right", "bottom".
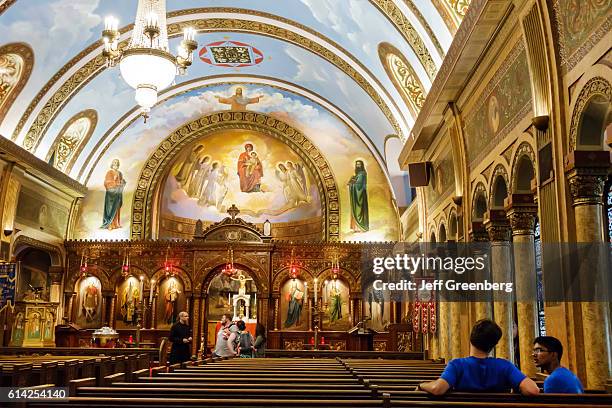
[
  {"left": 15, "top": 8, "right": 404, "bottom": 154},
  {"left": 0, "top": 43, "right": 33, "bottom": 122},
  {"left": 378, "top": 42, "right": 427, "bottom": 119},
  {"left": 369, "top": 0, "right": 440, "bottom": 78},
  {"left": 130, "top": 111, "right": 340, "bottom": 242},
  {"left": 45, "top": 109, "right": 98, "bottom": 173}
]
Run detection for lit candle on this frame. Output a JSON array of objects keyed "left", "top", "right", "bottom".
[
  {"left": 149, "top": 279, "right": 155, "bottom": 304},
  {"left": 254, "top": 292, "right": 256, "bottom": 309},
  {"left": 147, "top": 12, "right": 158, "bottom": 28},
  {"left": 228, "top": 292, "right": 231, "bottom": 305}
]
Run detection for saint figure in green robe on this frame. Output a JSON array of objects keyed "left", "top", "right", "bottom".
[
  {"left": 329, "top": 280, "right": 342, "bottom": 322},
  {"left": 348, "top": 160, "right": 369, "bottom": 231}
]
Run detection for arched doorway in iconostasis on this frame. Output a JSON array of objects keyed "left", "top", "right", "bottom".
[{"left": 204, "top": 265, "right": 259, "bottom": 349}]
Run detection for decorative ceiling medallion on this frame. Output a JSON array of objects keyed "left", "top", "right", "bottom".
[{"left": 199, "top": 40, "right": 264, "bottom": 67}]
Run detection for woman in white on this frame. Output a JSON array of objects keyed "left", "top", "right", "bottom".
[
  {"left": 188, "top": 155, "right": 211, "bottom": 198},
  {"left": 286, "top": 161, "right": 309, "bottom": 205},
  {"left": 199, "top": 162, "right": 220, "bottom": 207}
]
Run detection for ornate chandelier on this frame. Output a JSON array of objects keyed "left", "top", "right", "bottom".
[{"left": 101, "top": 0, "right": 198, "bottom": 120}]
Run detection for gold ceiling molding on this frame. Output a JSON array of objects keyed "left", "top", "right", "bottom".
[
  {"left": 79, "top": 75, "right": 384, "bottom": 185},
  {"left": 45, "top": 109, "right": 98, "bottom": 174},
  {"left": 430, "top": 0, "right": 459, "bottom": 34},
  {"left": 14, "top": 8, "right": 404, "bottom": 154},
  {"left": 0, "top": 42, "right": 33, "bottom": 122},
  {"left": 130, "top": 111, "right": 340, "bottom": 242},
  {"left": 379, "top": 42, "right": 427, "bottom": 119},
  {"left": 399, "top": 0, "right": 445, "bottom": 57},
  {"left": 0, "top": 0, "right": 17, "bottom": 16},
  {"left": 370, "top": 0, "right": 439, "bottom": 78}
]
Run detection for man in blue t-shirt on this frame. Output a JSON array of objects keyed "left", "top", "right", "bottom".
[
  {"left": 533, "top": 336, "right": 583, "bottom": 393},
  {"left": 418, "top": 319, "right": 539, "bottom": 396}
]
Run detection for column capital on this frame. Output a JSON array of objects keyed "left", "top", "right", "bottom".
[
  {"left": 564, "top": 150, "right": 610, "bottom": 206},
  {"left": 484, "top": 210, "right": 511, "bottom": 242},
  {"left": 505, "top": 194, "right": 538, "bottom": 236},
  {"left": 48, "top": 266, "right": 64, "bottom": 285},
  {"left": 468, "top": 222, "right": 489, "bottom": 242}
]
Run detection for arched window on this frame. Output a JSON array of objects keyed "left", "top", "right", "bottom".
[
  {"left": 0, "top": 43, "right": 34, "bottom": 122},
  {"left": 378, "top": 43, "right": 427, "bottom": 119},
  {"left": 46, "top": 109, "right": 97, "bottom": 173}
]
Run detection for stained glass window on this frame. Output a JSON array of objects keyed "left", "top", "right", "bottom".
[{"left": 606, "top": 180, "right": 612, "bottom": 243}]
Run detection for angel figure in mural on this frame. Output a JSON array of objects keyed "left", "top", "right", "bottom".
[
  {"left": 215, "top": 87, "right": 263, "bottom": 110},
  {"left": 82, "top": 281, "right": 99, "bottom": 322},
  {"left": 187, "top": 155, "right": 211, "bottom": 198},
  {"left": 199, "top": 162, "right": 229, "bottom": 209},
  {"left": 328, "top": 280, "right": 342, "bottom": 322},
  {"left": 175, "top": 145, "right": 204, "bottom": 190},
  {"left": 230, "top": 272, "right": 253, "bottom": 296},
  {"left": 164, "top": 280, "right": 181, "bottom": 324},
  {"left": 120, "top": 281, "right": 139, "bottom": 324},
  {"left": 101, "top": 159, "right": 126, "bottom": 230},
  {"left": 276, "top": 162, "right": 309, "bottom": 207},
  {"left": 348, "top": 160, "right": 369, "bottom": 232},
  {"left": 284, "top": 279, "right": 304, "bottom": 328}
]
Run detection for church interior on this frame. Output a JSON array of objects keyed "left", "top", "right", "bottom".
[{"left": 0, "top": 0, "right": 610, "bottom": 406}]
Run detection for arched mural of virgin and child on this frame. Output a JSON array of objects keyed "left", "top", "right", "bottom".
[
  {"left": 74, "top": 84, "right": 398, "bottom": 242},
  {"left": 162, "top": 129, "right": 318, "bottom": 225}
]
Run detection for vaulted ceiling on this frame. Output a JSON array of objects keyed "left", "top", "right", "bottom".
[{"left": 0, "top": 0, "right": 469, "bottom": 207}]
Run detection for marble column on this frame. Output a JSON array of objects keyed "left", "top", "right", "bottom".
[
  {"left": 484, "top": 211, "right": 514, "bottom": 361},
  {"left": 566, "top": 150, "right": 611, "bottom": 389},
  {"left": 66, "top": 293, "right": 75, "bottom": 323},
  {"left": 506, "top": 194, "right": 539, "bottom": 376}
]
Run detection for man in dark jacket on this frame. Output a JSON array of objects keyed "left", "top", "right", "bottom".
[{"left": 169, "top": 311, "right": 192, "bottom": 365}]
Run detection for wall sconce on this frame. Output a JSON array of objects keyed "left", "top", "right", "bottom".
[
  {"left": 532, "top": 115, "right": 549, "bottom": 131},
  {"left": 263, "top": 219, "right": 271, "bottom": 237}
]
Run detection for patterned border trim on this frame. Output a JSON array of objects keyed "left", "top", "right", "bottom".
[
  {"left": 568, "top": 76, "right": 612, "bottom": 152},
  {"left": 44, "top": 109, "right": 98, "bottom": 174},
  {"left": 489, "top": 163, "right": 510, "bottom": 208},
  {"left": 0, "top": 0, "right": 16, "bottom": 16},
  {"left": 379, "top": 42, "right": 427, "bottom": 119},
  {"left": 130, "top": 111, "right": 340, "bottom": 242},
  {"left": 370, "top": 0, "right": 439, "bottom": 78},
  {"left": 510, "top": 141, "right": 537, "bottom": 193},
  {"left": 463, "top": 42, "right": 526, "bottom": 124},
  {"left": 14, "top": 8, "right": 403, "bottom": 154},
  {"left": 400, "top": 0, "right": 446, "bottom": 57},
  {"left": 0, "top": 42, "right": 34, "bottom": 123},
  {"left": 553, "top": 0, "right": 612, "bottom": 72}
]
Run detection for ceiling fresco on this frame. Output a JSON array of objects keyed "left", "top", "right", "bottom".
[{"left": 0, "top": 0, "right": 466, "bottom": 214}]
